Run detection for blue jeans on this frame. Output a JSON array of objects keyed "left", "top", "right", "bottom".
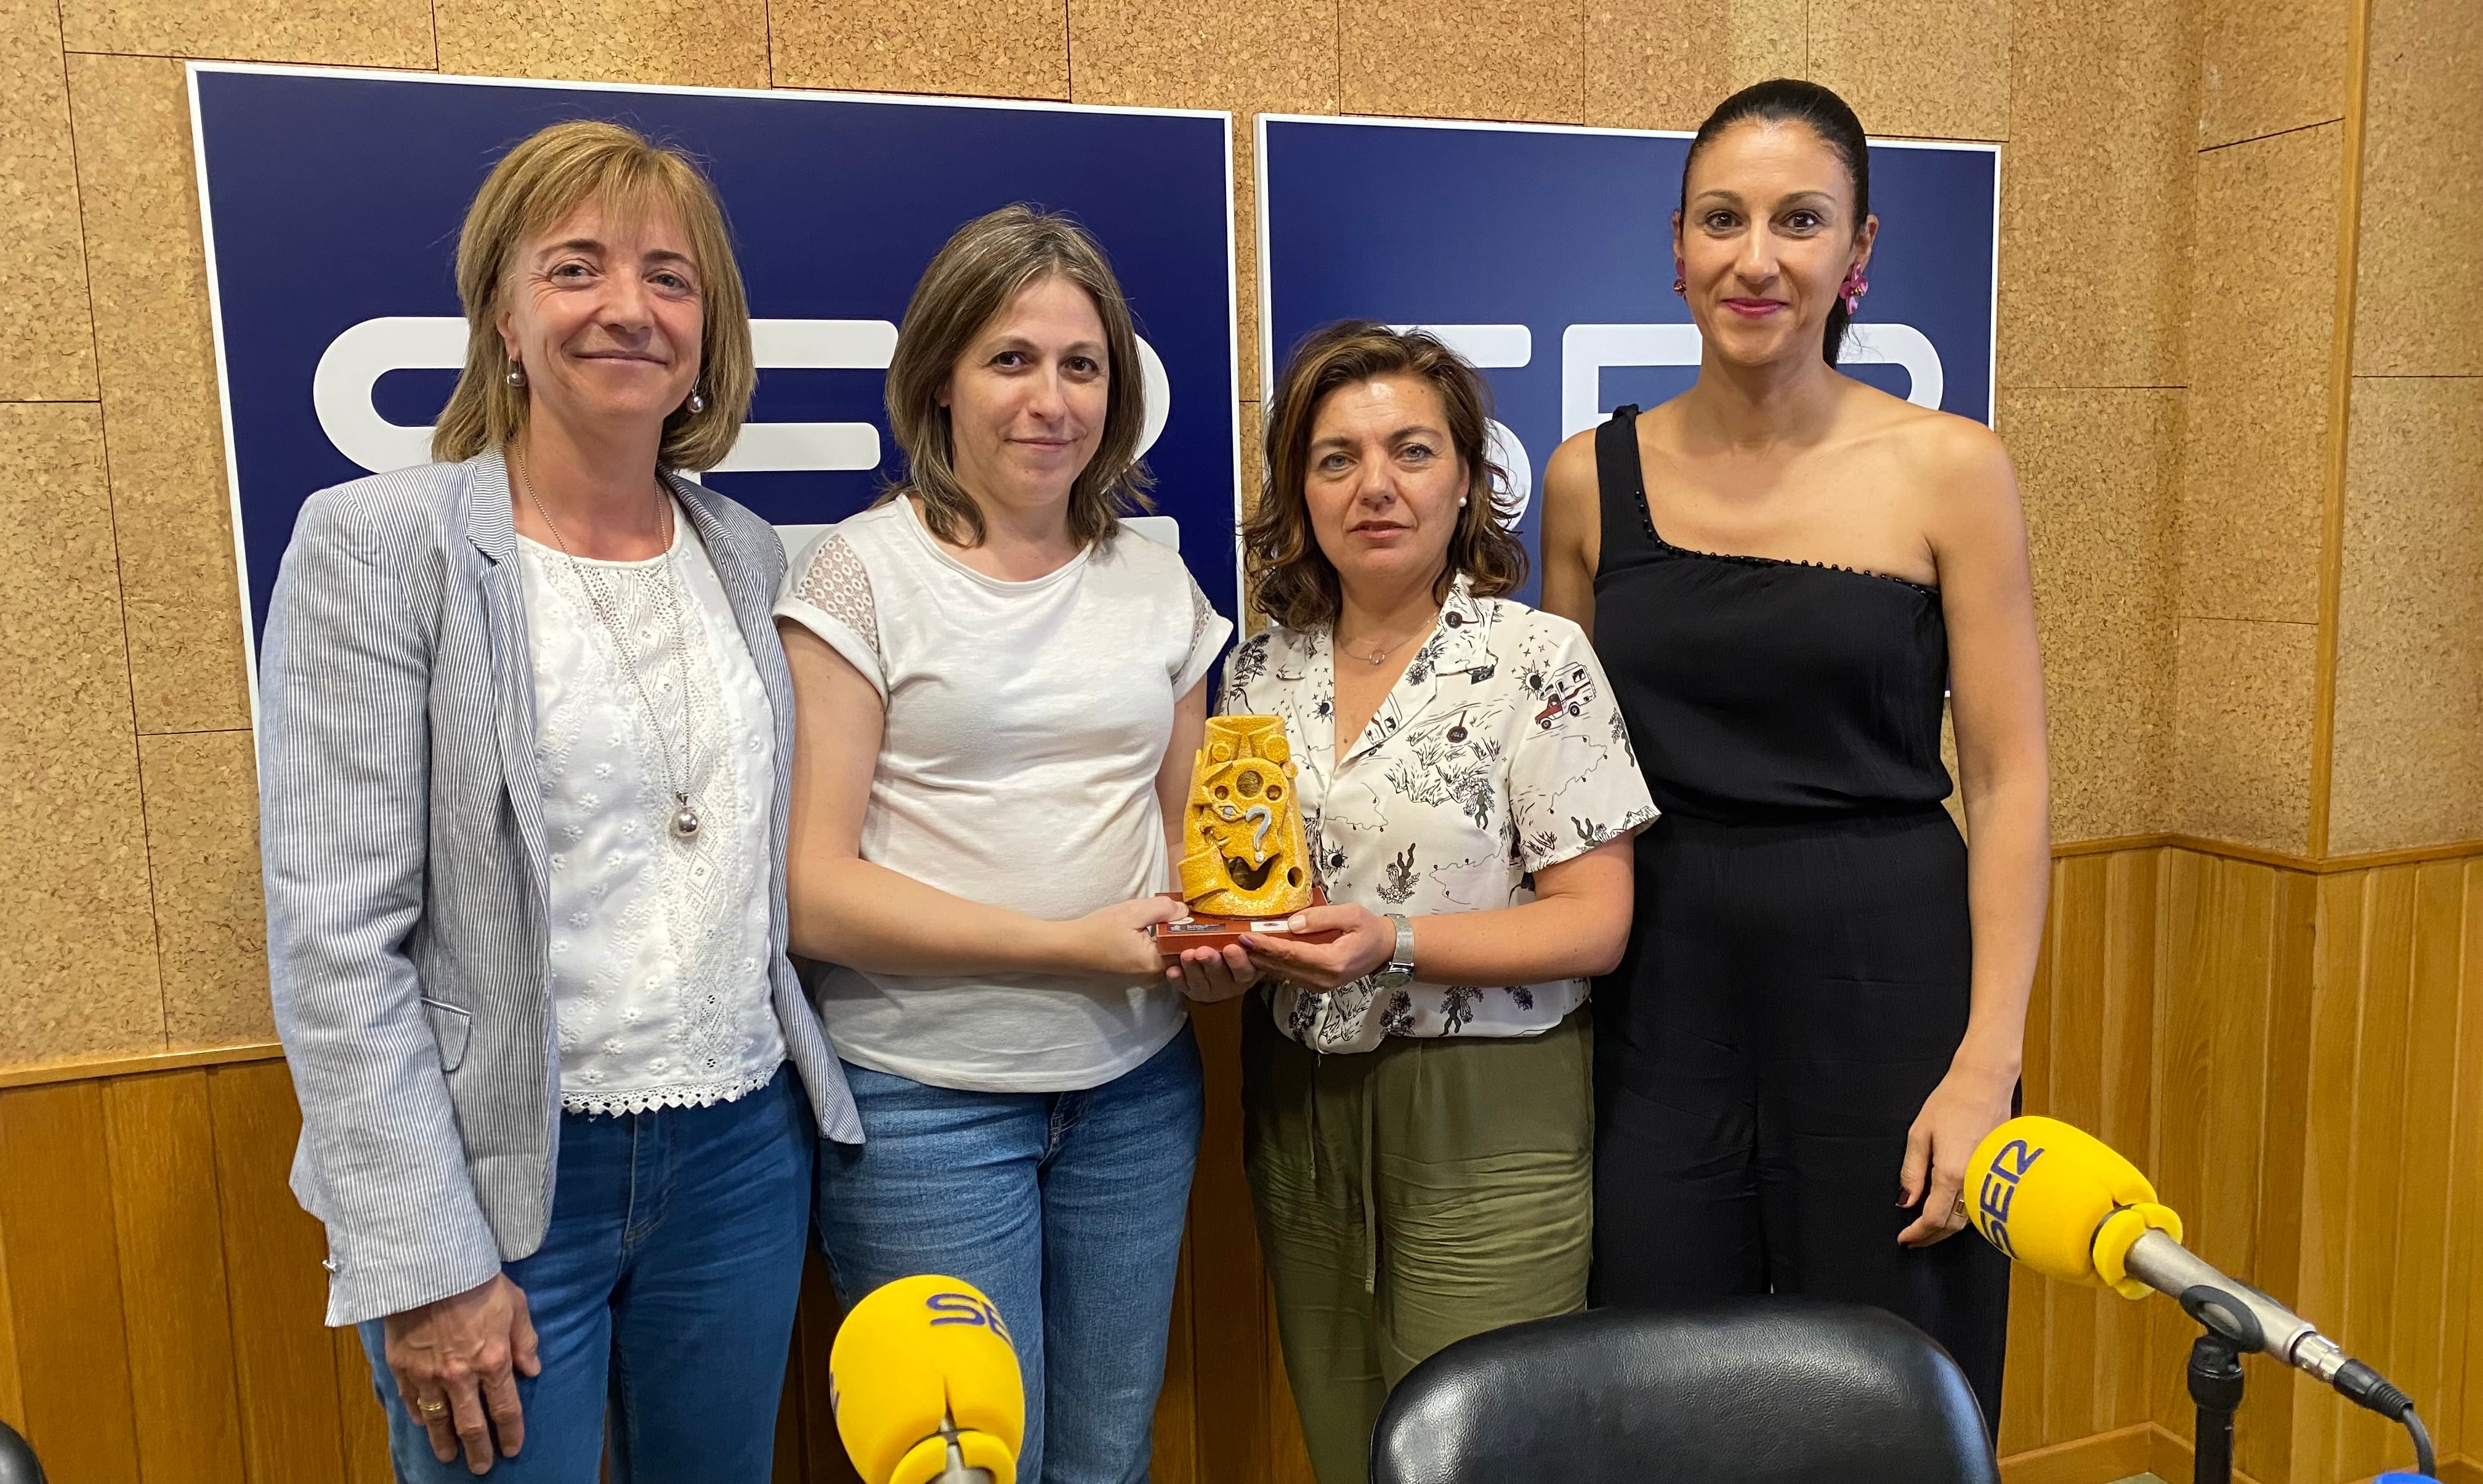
[
  {"left": 360, "top": 1065, "right": 815, "bottom": 1482},
  {"left": 817, "top": 1024, "right": 1204, "bottom": 1484}
]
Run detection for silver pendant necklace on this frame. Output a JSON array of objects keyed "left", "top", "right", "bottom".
[{"left": 514, "top": 451, "right": 707, "bottom": 841}]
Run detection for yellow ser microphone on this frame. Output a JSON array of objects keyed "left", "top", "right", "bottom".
[
  {"left": 830, "top": 1276, "right": 1026, "bottom": 1484},
  {"left": 1966, "top": 1116, "right": 2418, "bottom": 1422}
]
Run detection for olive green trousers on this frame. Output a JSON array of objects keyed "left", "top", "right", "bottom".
[{"left": 1240, "top": 1001, "right": 1594, "bottom": 1484}]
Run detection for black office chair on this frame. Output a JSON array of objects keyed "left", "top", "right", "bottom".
[
  {"left": 1370, "top": 1297, "right": 1999, "bottom": 1484},
  {"left": 0, "top": 1419, "right": 44, "bottom": 1484}
]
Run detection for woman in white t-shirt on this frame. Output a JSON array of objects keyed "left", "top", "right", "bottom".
[{"left": 775, "top": 206, "right": 1228, "bottom": 1484}]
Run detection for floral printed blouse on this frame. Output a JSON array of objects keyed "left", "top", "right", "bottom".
[{"left": 1221, "top": 578, "right": 1657, "bottom": 1053}]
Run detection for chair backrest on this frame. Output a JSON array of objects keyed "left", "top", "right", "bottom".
[
  {"left": 1370, "top": 1297, "right": 2000, "bottom": 1484},
  {"left": 0, "top": 1419, "right": 45, "bottom": 1484}
]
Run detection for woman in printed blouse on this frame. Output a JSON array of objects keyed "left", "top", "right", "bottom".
[{"left": 1181, "top": 322, "right": 1654, "bottom": 1484}]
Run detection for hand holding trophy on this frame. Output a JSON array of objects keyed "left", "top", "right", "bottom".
[{"left": 1156, "top": 716, "right": 1341, "bottom": 998}]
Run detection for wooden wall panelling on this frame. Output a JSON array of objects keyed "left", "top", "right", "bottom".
[
  {"left": 206, "top": 1059, "right": 354, "bottom": 1480},
  {"left": 2245, "top": 856, "right": 2320, "bottom": 1484},
  {"left": 1184, "top": 996, "right": 1289, "bottom": 1482},
  {"left": 0, "top": 1187, "right": 21, "bottom": 1434},
  {"left": 2452, "top": 862, "right": 2483, "bottom": 1457},
  {"left": 2374, "top": 863, "right": 2473, "bottom": 1472},
  {"left": 2456, "top": 873, "right": 2480, "bottom": 1475},
  {"left": 2332, "top": 865, "right": 2420, "bottom": 1480},
  {"left": 2043, "top": 856, "right": 2107, "bottom": 1444},
  {"left": 332, "top": 1326, "right": 394, "bottom": 1484},
  {"left": 2148, "top": 850, "right": 2318, "bottom": 1483},
  {"left": 1999, "top": 850, "right": 2162, "bottom": 1457},
  {"left": 100, "top": 1070, "right": 248, "bottom": 1484},
  {"left": 0, "top": 1081, "right": 144, "bottom": 1483},
  {"left": 2290, "top": 865, "right": 2373, "bottom": 1480}
]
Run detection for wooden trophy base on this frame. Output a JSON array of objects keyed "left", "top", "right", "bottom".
[{"left": 1152, "top": 888, "right": 1340, "bottom": 960}]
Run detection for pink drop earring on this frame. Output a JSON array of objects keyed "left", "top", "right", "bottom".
[
  {"left": 1673, "top": 256, "right": 1688, "bottom": 296},
  {"left": 1839, "top": 265, "right": 1870, "bottom": 314}
]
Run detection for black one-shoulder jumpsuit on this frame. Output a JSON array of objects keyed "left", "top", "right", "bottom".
[{"left": 1586, "top": 405, "right": 2011, "bottom": 1427}]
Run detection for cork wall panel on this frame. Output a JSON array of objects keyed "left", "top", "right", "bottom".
[
  {"left": 1726, "top": 0, "right": 1807, "bottom": 93},
  {"left": 1069, "top": 0, "right": 1333, "bottom": 113},
  {"left": 2171, "top": 616, "right": 2317, "bottom": 851},
  {"left": 57, "top": 0, "right": 432, "bottom": 70},
  {"left": 2327, "top": 377, "right": 2483, "bottom": 856},
  {"left": 2002, "top": 388, "right": 2179, "bottom": 843},
  {"left": 1340, "top": 0, "right": 1586, "bottom": 124},
  {"left": 2196, "top": 0, "right": 2348, "bottom": 149},
  {"left": 0, "top": 405, "right": 164, "bottom": 1067},
  {"left": 435, "top": 0, "right": 769, "bottom": 88},
  {"left": 1997, "top": 0, "right": 2194, "bottom": 390},
  {"left": 769, "top": 0, "right": 1071, "bottom": 99},
  {"left": 65, "top": 55, "right": 251, "bottom": 737},
  {"left": 2349, "top": 0, "right": 2483, "bottom": 377},
  {"left": 2176, "top": 123, "right": 2340, "bottom": 626},
  {"left": 1809, "top": 0, "right": 2009, "bottom": 140},
  {"left": 140, "top": 731, "right": 275, "bottom": 1049},
  {"left": 1581, "top": 0, "right": 1732, "bottom": 131},
  {"left": 0, "top": 1, "right": 95, "bottom": 402},
  {"left": 1068, "top": 0, "right": 1335, "bottom": 401},
  {"left": 1232, "top": 138, "right": 1267, "bottom": 402}
]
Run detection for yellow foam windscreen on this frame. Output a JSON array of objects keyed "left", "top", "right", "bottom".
[
  {"left": 1966, "top": 1116, "right": 2184, "bottom": 1300},
  {"left": 829, "top": 1275, "right": 1025, "bottom": 1484}
]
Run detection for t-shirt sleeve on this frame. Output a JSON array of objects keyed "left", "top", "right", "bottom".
[
  {"left": 773, "top": 530, "right": 888, "bottom": 701},
  {"left": 1173, "top": 566, "right": 1235, "bottom": 698},
  {"left": 1508, "top": 621, "right": 1658, "bottom": 873}
]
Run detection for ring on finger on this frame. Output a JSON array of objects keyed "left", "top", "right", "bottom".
[{"left": 418, "top": 1397, "right": 449, "bottom": 1417}]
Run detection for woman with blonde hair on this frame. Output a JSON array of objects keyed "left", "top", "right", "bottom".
[
  {"left": 777, "top": 204, "right": 1227, "bottom": 1484},
  {"left": 259, "top": 119, "right": 855, "bottom": 1480}
]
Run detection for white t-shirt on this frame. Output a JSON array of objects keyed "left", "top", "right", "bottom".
[
  {"left": 517, "top": 509, "right": 786, "bottom": 1115},
  {"left": 775, "top": 498, "right": 1233, "bottom": 1092}
]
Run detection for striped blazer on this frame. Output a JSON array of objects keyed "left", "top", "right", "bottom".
[{"left": 259, "top": 448, "right": 860, "bottom": 1328}]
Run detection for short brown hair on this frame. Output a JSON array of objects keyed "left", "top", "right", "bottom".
[
  {"left": 881, "top": 205, "right": 1153, "bottom": 549},
  {"left": 1246, "top": 321, "right": 1527, "bottom": 631},
  {"left": 430, "top": 119, "right": 754, "bottom": 471}
]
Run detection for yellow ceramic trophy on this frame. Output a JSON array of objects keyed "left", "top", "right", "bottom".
[{"left": 1153, "top": 715, "right": 1338, "bottom": 956}]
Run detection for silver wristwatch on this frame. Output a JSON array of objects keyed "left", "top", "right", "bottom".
[{"left": 1375, "top": 913, "right": 1416, "bottom": 989}]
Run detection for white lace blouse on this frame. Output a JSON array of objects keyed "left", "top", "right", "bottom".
[{"left": 517, "top": 509, "right": 786, "bottom": 1116}]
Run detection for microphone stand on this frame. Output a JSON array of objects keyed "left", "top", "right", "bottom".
[
  {"left": 2187, "top": 1330, "right": 2245, "bottom": 1484},
  {"left": 2176, "top": 1285, "right": 2263, "bottom": 1484}
]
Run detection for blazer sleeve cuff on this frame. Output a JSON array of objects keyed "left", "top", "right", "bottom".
[{"left": 318, "top": 1210, "right": 507, "bottom": 1328}]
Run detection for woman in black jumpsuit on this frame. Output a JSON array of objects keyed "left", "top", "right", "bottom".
[{"left": 1538, "top": 79, "right": 2048, "bottom": 1432}]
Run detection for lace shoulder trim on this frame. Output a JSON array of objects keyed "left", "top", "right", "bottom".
[
  {"left": 789, "top": 531, "right": 880, "bottom": 658},
  {"left": 1187, "top": 571, "right": 1219, "bottom": 653}
]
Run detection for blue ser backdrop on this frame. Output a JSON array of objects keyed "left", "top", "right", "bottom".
[
  {"left": 192, "top": 64, "right": 1240, "bottom": 652},
  {"left": 1257, "top": 116, "right": 1997, "bottom": 607}
]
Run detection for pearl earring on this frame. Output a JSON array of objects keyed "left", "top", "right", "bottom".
[
  {"left": 1459, "top": 496, "right": 1469, "bottom": 507},
  {"left": 505, "top": 364, "right": 527, "bottom": 389},
  {"left": 686, "top": 387, "right": 706, "bottom": 415}
]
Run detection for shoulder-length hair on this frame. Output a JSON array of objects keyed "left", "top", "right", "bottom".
[
  {"left": 430, "top": 119, "right": 754, "bottom": 472},
  {"left": 881, "top": 205, "right": 1153, "bottom": 549},
  {"left": 1246, "top": 321, "right": 1527, "bottom": 631}
]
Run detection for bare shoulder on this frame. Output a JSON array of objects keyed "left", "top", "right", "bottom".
[
  {"left": 1543, "top": 425, "right": 1602, "bottom": 501},
  {"left": 1856, "top": 390, "right": 2011, "bottom": 487}
]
